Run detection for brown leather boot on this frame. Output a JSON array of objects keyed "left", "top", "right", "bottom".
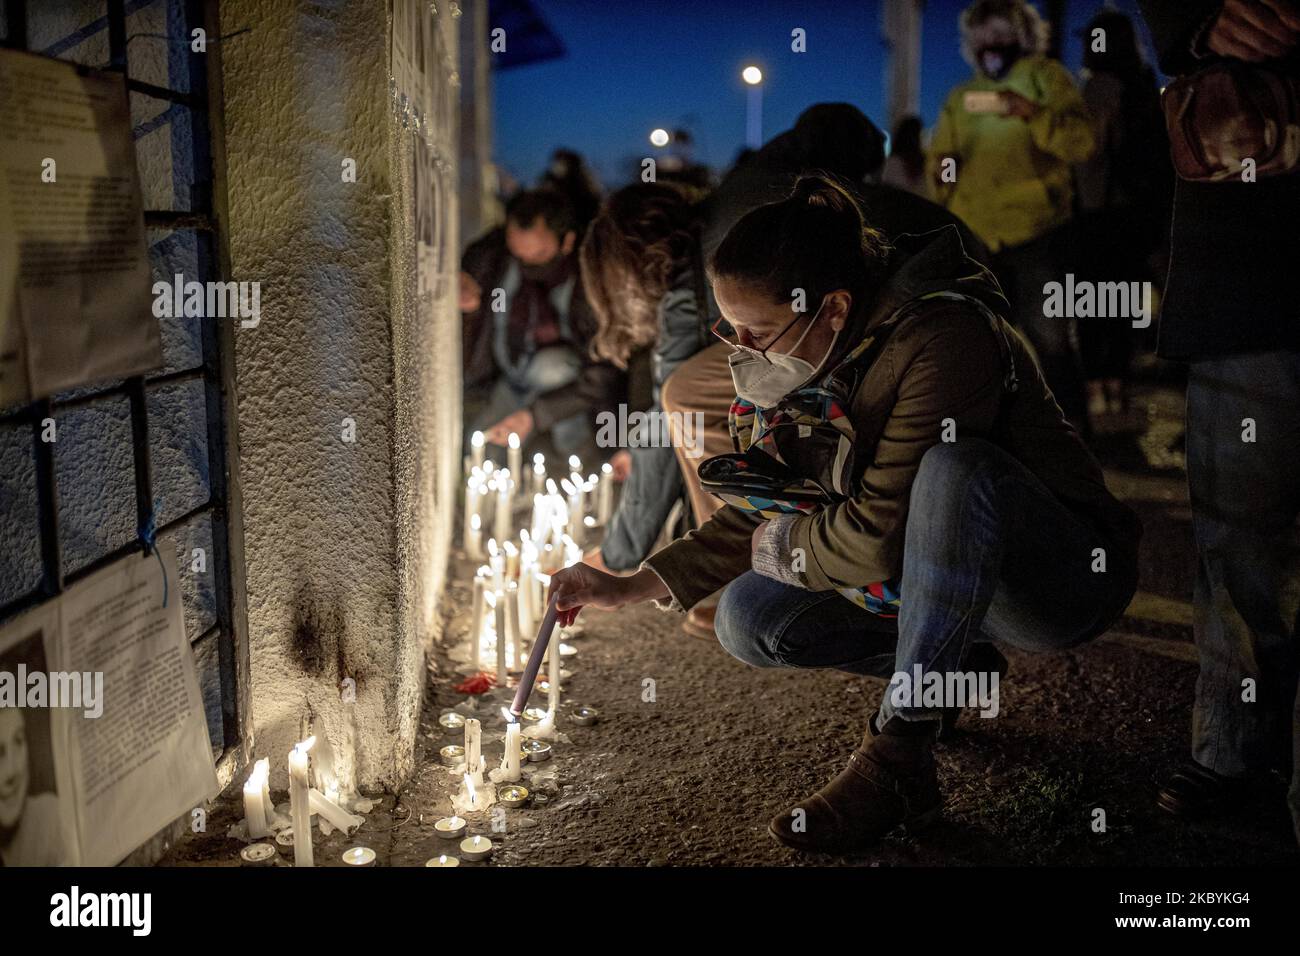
[{"left": 769, "top": 717, "right": 941, "bottom": 853}]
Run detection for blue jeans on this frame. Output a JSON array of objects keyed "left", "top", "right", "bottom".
[
  {"left": 1185, "top": 352, "right": 1300, "bottom": 784},
  {"left": 600, "top": 437, "right": 684, "bottom": 571},
  {"left": 472, "top": 345, "right": 591, "bottom": 457},
  {"left": 715, "top": 439, "right": 1138, "bottom": 724}
]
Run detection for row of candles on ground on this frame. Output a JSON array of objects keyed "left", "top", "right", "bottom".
[
  {"left": 462, "top": 431, "right": 614, "bottom": 562},
  {"left": 238, "top": 737, "right": 373, "bottom": 867}
]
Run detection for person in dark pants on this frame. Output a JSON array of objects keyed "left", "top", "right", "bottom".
[
  {"left": 1138, "top": 0, "right": 1300, "bottom": 843},
  {"left": 549, "top": 176, "right": 1140, "bottom": 854},
  {"left": 460, "top": 189, "right": 619, "bottom": 464},
  {"left": 1072, "top": 9, "right": 1172, "bottom": 421}
]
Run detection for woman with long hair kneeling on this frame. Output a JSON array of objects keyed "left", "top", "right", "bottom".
[{"left": 549, "top": 174, "right": 1140, "bottom": 853}]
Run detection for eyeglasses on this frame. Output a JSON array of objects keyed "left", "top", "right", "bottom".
[{"left": 711, "top": 299, "right": 825, "bottom": 359}]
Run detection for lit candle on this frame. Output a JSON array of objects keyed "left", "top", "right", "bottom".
[
  {"left": 497, "top": 784, "right": 529, "bottom": 809},
  {"left": 288, "top": 737, "right": 315, "bottom": 867},
  {"left": 434, "top": 815, "right": 467, "bottom": 839},
  {"left": 342, "top": 846, "right": 376, "bottom": 867},
  {"left": 464, "top": 718, "right": 482, "bottom": 788},
  {"left": 561, "top": 478, "right": 583, "bottom": 547},
  {"left": 242, "top": 757, "right": 271, "bottom": 839},
  {"left": 507, "top": 433, "right": 523, "bottom": 489},
  {"left": 470, "top": 430, "right": 486, "bottom": 471},
  {"left": 438, "top": 710, "right": 467, "bottom": 735},
  {"left": 532, "top": 453, "right": 546, "bottom": 496},
  {"left": 426, "top": 854, "right": 460, "bottom": 867},
  {"left": 597, "top": 462, "right": 614, "bottom": 525},
  {"left": 459, "top": 835, "right": 493, "bottom": 862}
]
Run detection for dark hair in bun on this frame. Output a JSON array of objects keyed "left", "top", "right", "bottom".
[{"left": 708, "top": 172, "right": 890, "bottom": 309}]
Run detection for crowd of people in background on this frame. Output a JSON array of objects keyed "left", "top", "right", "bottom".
[{"left": 460, "top": 0, "right": 1300, "bottom": 850}]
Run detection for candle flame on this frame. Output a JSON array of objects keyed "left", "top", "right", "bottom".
[
  {"left": 483, "top": 460, "right": 495, "bottom": 474},
  {"left": 568, "top": 455, "right": 581, "bottom": 471},
  {"left": 464, "top": 773, "right": 477, "bottom": 805},
  {"left": 508, "top": 432, "right": 520, "bottom": 449},
  {"left": 601, "top": 461, "right": 613, "bottom": 476},
  {"left": 488, "top": 538, "right": 498, "bottom": 556},
  {"left": 560, "top": 478, "right": 576, "bottom": 496},
  {"left": 471, "top": 431, "right": 485, "bottom": 448},
  {"left": 545, "top": 478, "right": 559, "bottom": 496},
  {"left": 470, "top": 513, "right": 481, "bottom": 531}
]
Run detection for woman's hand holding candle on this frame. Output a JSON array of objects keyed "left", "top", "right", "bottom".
[{"left": 548, "top": 564, "right": 669, "bottom": 626}]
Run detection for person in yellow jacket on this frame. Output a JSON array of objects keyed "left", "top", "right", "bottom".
[{"left": 928, "top": 0, "right": 1095, "bottom": 431}]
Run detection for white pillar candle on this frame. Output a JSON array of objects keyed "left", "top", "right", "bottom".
[
  {"left": 288, "top": 738, "right": 315, "bottom": 867},
  {"left": 504, "top": 540, "right": 519, "bottom": 580},
  {"left": 507, "top": 433, "right": 523, "bottom": 489},
  {"left": 561, "top": 478, "right": 583, "bottom": 547},
  {"left": 470, "top": 431, "right": 485, "bottom": 471},
  {"left": 547, "top": 629, "right": 561, "bottom": 716},
  {"left": 493, "top": 591, "right": 507, "bottom": 685},
  {"left": 467, "top": 573, "right": 486, "bottom": 672},
  {"left": 532, "top": 453, "right": 546, "bottom": 496},
  {"left": 502, "top": 720, "right": 522, "bottom": 783},
  {"left": 597, "top": 462, "right": 614, "bottom": 525},
  {"left": 242, "top": 758, "right": 271, "bottom": 838},
  {"left": 494, "top": 470, "right": 512, "bottom": 544},
  {"left": 308, "top": 787, "right": 363, "bottom": 833},
  {"left": 505, "top": 580, "right": 521, "bottom": 671},
  {"left": 464, "top": 719, "right": 482, "bottom": 788},
  {"left": 463, "top": 477, "right": 481, "bottom": 557}
]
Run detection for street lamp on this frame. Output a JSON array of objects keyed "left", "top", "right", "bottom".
[
  {"left": 649, "top": 127, "right": 670, "bottom": 147},
  {"left": 742, "top": 64, "right": 763, "bottom": 149}
]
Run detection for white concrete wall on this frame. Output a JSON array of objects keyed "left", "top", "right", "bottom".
[{"left": 219, "top": 0, "right": 461, "bottom": 792}]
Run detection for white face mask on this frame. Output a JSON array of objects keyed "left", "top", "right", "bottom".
[{"left": 727, "top": 300, "right": 840, "bottom": 408}]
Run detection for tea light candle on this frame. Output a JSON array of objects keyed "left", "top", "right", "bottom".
[
  {"left": 439, "top": 744, "right": 465, "bottom": 767},
  {"left": 288, "top": 737, "right": 315, "bottom": 867},
  {"left": 426, "top": 854, "right": 461, "bottom": 867},
  {"left": 242, "top": 758, "right": 271, "bottom": 838},
  {"left": 571, "top": 705, "right": 600, "bottom": 726},
  {"left": 434, "top": 815, "right": 467, "bottom": 839},
  {"left": 520, "top": 706, "right": 548, "bottom": 724},
  {"left": 275, "top": 829, "right": 296, "bottom": 848},
  {"left": 240, "top": 843, "right": 277, "bottom": 867},
  {"left": 497, "top": 784, "right": 529, "bottom": 809},
  {"left": 459, "top": 835, "right": 493, "bottom": 862},
  {"left": 438, "top": 711, "right": 467, "bottom": 735},
  {"left": 522, "top": 738, "right": 552, "bottom": 762},
  {"left": 342, "top": 846, "right": 376, "bottom": 867}
]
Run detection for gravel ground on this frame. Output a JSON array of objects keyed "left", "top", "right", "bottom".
[{"left": 162, "top": 384, "right": 1299, "bottom": 867}]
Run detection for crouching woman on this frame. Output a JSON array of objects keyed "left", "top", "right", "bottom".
[{"left": 549, "top": 175, "right": 1140, "bottom": 853}]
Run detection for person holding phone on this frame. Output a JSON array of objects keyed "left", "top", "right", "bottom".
[{"left": 548, "top": 175, "right": 1140, "bottom": 854}]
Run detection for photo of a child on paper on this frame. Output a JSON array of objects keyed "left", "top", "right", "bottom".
[{"left": 0, "top": 632, "right": 67, "bottom": 867}]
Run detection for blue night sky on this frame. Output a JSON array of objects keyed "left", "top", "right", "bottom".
[{"left": 493, "top": 0, "right": 1154, "bottom": 190}]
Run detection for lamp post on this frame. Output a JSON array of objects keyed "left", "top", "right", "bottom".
[{"left": 742, "top": 64, "right": 763, "bottom": 149}]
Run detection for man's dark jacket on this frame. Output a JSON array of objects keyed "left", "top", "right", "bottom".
[{"left": 461, "top": 227, "right": 620, "bottom": 434}]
